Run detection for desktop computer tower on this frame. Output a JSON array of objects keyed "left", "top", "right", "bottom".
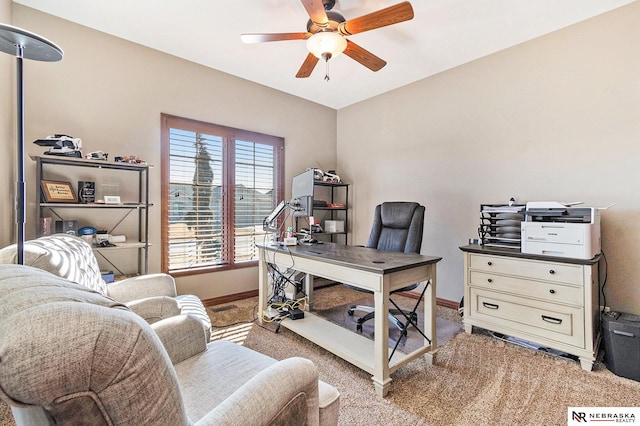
[{"left": 602, "top": 311, "right": 640, "bottom": 382}]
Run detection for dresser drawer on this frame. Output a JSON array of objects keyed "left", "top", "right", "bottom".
[
  {"left": 469, "top": 253, "right": 583, "bottom": 285},
  {"left": 469, "top": 288, "right": 584, "bottom": 347},
  {"left": 469, "top": 271, "right": 583, "bottom": 305}
]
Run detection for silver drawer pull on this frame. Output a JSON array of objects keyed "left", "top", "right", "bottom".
[
  {"left": 482, "top": 302, "right": 499, "bottom": 310},
  {"left": 613, "top": 330, "right": 635, "bottom": 338},
  {"left": 542, "top": 315, "right": 562, "bottom": 324}
]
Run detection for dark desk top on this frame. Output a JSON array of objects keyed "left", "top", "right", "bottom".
[
  {"left": 459, "top": 244, "right": 601, "bottom": 265},
  {"left": 259, "top": 242, "right": 442, "bottom": 275}
]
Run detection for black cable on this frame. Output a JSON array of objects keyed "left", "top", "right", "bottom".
[
  {"left": 261, "top": 241, "right": 298, "bottom": 305},
  {"left": 254, "top": 234, "right": 302, "bottom": 330},
  {"left": 600, "top": 251, "right": 608, "bottom": 315},
  {"left": 596, "top": 251, "right": 608, "bottom": 344}
]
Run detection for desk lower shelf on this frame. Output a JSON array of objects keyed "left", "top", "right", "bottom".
[{"left": 280, "top": 312, "right": 432, "bottom": 375}]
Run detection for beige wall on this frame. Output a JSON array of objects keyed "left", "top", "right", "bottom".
[
  {"left": 10, "top": 5, "right": 337, "bottom": 300},
  {"left": 338, "top": 2, "right": 640, "bottom": 314},
  {"left": 1, "top": 0, "right": 13, "bottom": 247},
  {"left": 8, "top": 3, "right": 640, "bottom": 313}
]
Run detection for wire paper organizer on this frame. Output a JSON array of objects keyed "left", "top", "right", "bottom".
[{"left": 478, "top": 203, "right": 526, "bottom": 249}]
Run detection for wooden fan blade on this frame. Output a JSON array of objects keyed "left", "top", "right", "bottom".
[
  {"left": 338, "top": 1, "right": 414, "bottom": 36},
  {"left": 343, "top": 40, "right": 386, "bottom": 72},
  {"left": 300, "top": 0, "right": 329, "bottom": 28},
  {"left": 296, "top": 53, "right": 320, "bottom": 78},
  {"left": 241, "top": 32, "right": 311, "bottom": 43}
]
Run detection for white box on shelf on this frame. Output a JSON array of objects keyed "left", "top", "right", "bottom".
[{"left": 324, "top": 220, "right": 344, "bottom": 233}]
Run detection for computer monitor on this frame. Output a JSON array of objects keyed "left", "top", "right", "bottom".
[{"left": 291, "top": 169, "right": 314, "bottom": 217}]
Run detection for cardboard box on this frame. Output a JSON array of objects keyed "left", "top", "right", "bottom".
[{"left": 324, "top": 220, "right": 344, "bottom": 233}]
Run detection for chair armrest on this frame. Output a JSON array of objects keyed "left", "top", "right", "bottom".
[
  {"left": 126, "top": 296, "right": 181, "bottom": 324},
  {"left": 195, "top": 357, "right": 320, "bottom": 426},
  {"left": 152, "top": 315, "right": 208, "bottom": 364},
  {"left": 106, "top": 274, "right": 177, "bottom": 303}
]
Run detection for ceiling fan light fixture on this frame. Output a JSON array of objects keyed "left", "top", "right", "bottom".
[{"left": 306, "top": 31, "right": 346, "bottom": 60}]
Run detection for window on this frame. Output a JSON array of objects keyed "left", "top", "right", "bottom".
[{"left": 161, "top": 114, "right": 284, "bottom": 275}]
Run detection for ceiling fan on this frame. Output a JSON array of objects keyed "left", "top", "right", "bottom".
[{"left": 240, "top": 0, "right": 414, "bottom": 79}]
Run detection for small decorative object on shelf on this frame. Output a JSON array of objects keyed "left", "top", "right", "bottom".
[
  {"left": 114, "top": 155, "right": 147, "bottom": 165},
  {"left": 78, "top": 226, "right": 97, "bottom": 244},
  {"left": 306, "top": 167, "right": 342, "bottom": 183},
  {"left": 33, "top": 134, "right": 83, "bottom": 158},
  {"left": 55, "top": 220, "right": 78, "bottom": 235},
  {"left": 41, "top": 180, "right": 77, "bottom": 203},
  {"left": 40, "top": 217, "right": 52, "bottom": 236},
  {"left": 324, "top": 220, "right": 344, "bottom": 233},
  {"left": 103, "top": 195, "right": 122, "bottom": 205},
  {"left": 85, "top": 151, "right": 108, "bottom": 161},
  {"left": 78, "top": 181, "right": 95, "bottom": 203},
  {"left": 101, "top": 270, "right": 115, "bottom": 283}
]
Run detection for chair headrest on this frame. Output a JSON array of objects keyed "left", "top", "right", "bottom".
[
  {"left": 0, "top": 234, "right": 107, "bottom": 295},
  {"left": 380, "top": 202, "right": 421, "bottom": 229}
]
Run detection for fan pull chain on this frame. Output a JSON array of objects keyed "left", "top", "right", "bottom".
[{"left": 324, "top": 58, "right": 330, "bottom": 82}]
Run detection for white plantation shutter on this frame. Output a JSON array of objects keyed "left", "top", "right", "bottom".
[
  {"left": 234, "top": 140, "right": 276, "bottom": 262},
  {"left": 162, "top": 115, "right": 283, "bottom": 274}
]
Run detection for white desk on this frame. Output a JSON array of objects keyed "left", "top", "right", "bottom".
[{"left": 258, "top": 242, "right": 441, "bottom": 397}]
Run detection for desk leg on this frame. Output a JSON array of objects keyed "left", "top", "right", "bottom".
[
  {"left": 305, "top": 273, "right": 314, "bottom": 310},
  {"left": 258, "top": 250, "right": 268, "bottom": 324},
  {"left": 372, "top": 277, "right": 391, "bottom": 397},
  {"left": 424, "top": 265, "right": 438, "bottom": 365}
]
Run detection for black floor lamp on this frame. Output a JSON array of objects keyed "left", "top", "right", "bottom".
[{"left": 0, "top": 24, "right": 63, "bottom": 264}]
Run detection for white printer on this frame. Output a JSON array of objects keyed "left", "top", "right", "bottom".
[{"left": 521, "top": 201, "right": 601, "bottom": 259}]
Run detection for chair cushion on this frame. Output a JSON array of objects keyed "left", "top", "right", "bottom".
[
  {"left": 175, "top": 340, "right": 339, "bottom": 425},
  {"left": 175, "top": 340, "right": 277, "bottom": 420}
]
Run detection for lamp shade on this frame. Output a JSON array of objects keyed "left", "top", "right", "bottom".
[{"left": 306, "top": 31, "right": 347, "bottom": 60}]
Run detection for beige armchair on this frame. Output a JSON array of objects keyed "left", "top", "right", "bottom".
[
  {"left": 0, "top": 264, "right": 340, "bottom": 425},
  {"left": 0, "top": 234, "right": 211, "bottom": 341}
]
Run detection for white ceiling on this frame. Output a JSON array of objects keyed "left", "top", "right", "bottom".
[{"left": 14, "top": 0, "right": 636, "bottom": 110}]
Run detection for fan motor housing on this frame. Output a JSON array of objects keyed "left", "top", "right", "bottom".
[
  {"left": 323, "top": 0, "right": 336, "bottom": 10},
  {"left": 307, "top": 11, "right": 345, "bottom": 33}
]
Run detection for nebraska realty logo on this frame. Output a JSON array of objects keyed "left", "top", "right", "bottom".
[{"left": 568, "top": 407, "right": 638, "bottom": 424}]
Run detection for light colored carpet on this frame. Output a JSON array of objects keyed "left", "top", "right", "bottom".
[
  {"left": 211, "top": 285, "right": 640, "bottom": 426},
  {"left": 2, "top": 285, "right": 639, "bottom": 426},
  {"left": 313, "top": 295, "right": 462, "bottom": 354}
]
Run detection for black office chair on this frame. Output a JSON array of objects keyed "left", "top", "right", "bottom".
[{"left": 346, "top": 201, "right": 426, "bottom": 340}]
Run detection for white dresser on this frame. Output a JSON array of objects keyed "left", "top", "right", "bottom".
[{"left": 460, "top": 245, "right": 601, "bottom": 371}]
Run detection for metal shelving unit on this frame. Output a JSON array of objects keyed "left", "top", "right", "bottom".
[
  {"left": 308, "top": 180, "right": 349, "bottom": 244},
  {"left": 32, "top": 155, "right": 151, "bottom": 275}
]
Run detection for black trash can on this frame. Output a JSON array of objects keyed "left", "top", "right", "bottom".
[{"left": 602, "top": 311, "right": 640, "bottom": 382}]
